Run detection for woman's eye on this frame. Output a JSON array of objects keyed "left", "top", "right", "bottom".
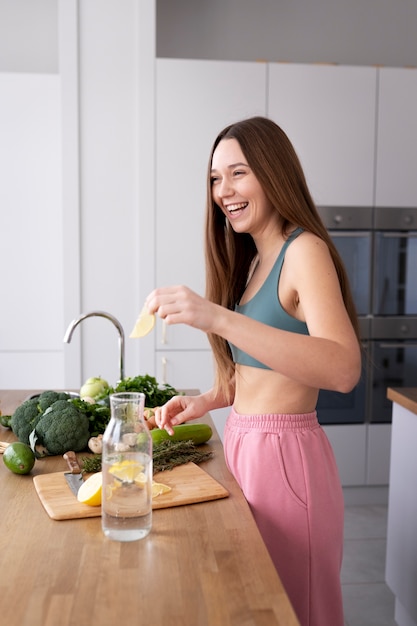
[
  {"left": 233, "top": 170, "right": 245, "bottom": 177},
  {"left": 211, "top": 176, "right": 220, "bottom": 185}
]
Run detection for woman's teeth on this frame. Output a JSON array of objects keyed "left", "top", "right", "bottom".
[{"left": 227, "top": 202, "right": 248, "bottom": 214}]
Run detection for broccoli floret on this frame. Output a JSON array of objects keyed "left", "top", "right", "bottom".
[
  {"left": 34, "top": 399, "right": 90, "bottom": 456},
  {"left": 37, "top": 390, "right": 70, "bottom": 413},
  {"left": 11, "top": 398, "right": 44, "bottom": 444}
]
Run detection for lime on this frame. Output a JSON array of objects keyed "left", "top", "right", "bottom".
[
  {"left": 3, "top": 442, "right": 36, "bottom": 475},
  {"left": 77, "top": 472, "right": 102, "bottom": 506}
]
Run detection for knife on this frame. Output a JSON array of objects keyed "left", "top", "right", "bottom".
[{"left": 63, "top": 451, "right": 84, "bottom": 496}]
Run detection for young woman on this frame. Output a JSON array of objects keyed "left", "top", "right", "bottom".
[{"left": 147, "top": 116, "right": 362, "bottom": 626}]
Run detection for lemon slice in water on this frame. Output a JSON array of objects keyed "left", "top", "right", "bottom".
[
  {"left": 109, "top": 460, "right": 144, "bottom": 482},
  {"left": 129, "top": 305, "right": 155, "bottom": 338}
]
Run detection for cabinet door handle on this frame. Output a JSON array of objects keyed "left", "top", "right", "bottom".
[
  {"left": 161, "top": 320, "right": 167, "bottom": 344},
  {"left": 161, "top": 356, "right": 167, "bottom": 384}
]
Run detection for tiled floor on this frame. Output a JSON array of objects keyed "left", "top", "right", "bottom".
[{"left": 342, "top": 505, "right": 397, "bottom": 626}]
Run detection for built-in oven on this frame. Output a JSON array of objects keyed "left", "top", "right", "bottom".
[
  {"left": 370, "top": 317, "right": 417, "bottom": 423},
  {"left": 372, "top": 208, "right": 417, "bottom": 316},
  {"left": 317, "top": 206, "right": 373, "bottom": 317},
  {"left": 316, "top": 206, "right": 417, "bottom": 425}
]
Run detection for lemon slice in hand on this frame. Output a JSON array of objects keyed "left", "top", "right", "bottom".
[
  {"left": 129, "top": 305, "right": 155, "bottom": 338},
  {"left": 77, "top": 472, "right": 102, "bottom": 506}
]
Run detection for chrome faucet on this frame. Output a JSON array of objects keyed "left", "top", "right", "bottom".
[{"left": 63, "top": 311, "right": 125, "bottom": 382}]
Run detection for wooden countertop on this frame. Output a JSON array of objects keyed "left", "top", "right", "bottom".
[
  {"left": 387, "top": 387, "right": 417, "bottom": 416},
  {"left": 0, "top": 389, "right": 299, "bottom": 626}
]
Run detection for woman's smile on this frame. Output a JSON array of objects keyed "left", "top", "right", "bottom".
[{"left": 225, "top": 201, "right": 249, "bottom": 218}]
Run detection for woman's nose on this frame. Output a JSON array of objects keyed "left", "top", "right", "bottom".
[{"left": 217, "top": 177, "right": 233, "bottom": 198}]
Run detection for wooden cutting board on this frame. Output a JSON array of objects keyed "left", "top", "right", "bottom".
[{"left": 33, "top": 462, "right": 229, "bottom": 521}]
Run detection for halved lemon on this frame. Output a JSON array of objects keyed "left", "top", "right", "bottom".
[
  {"left": 109, "top": 460, "right": 144, "bottom": 482},
  {"left": 129, "top": 305, "right": 155, "bottom": 338},
  {"left": 77, "top": 472, "right": 102, "bottom": 506}
]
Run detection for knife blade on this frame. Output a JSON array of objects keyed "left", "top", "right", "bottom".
[{"left": 63, "top": 451, "right": 83, "bottom": 496}]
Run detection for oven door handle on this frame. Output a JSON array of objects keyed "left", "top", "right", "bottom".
[
  {"left": 379, "top": 232, "right": 417, "bottom": 238},
  {"left": 378, "top": 342, "right": 417, "bottom": 348}
]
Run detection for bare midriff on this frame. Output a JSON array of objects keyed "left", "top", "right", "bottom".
[{"left": 233, "top": 364, "right": 319, "bottom": 416}]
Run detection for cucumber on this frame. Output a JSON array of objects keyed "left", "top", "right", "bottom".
[{"left": 151, "top": 423, "right": 212, "bottom": 446}]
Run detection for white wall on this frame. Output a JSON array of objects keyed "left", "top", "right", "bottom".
[
  {"left": 0, "top": 1, "right": 157, "bottom": 391},
  {"left": 60, "top": 0, "right": 157, "bottom": 387}
]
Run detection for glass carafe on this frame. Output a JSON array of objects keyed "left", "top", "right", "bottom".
[{"left": 101, "top": 392, "right": 152, "bottom": 541}]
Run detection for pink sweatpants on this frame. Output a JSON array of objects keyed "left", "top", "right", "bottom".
[{"left": 224, "top": 408, "right": 344, "bottom": 626}]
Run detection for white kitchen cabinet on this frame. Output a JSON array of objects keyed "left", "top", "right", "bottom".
[
  {"left": 156, "top": 349, "right": 215, "bottom": 392},
  {"left": 0, "top": 73, "right": 65, "bottom": 388},
  {"left": 375, "top": 67, "right": 417, "bottom": 207},
  {"left": 366, "top": 423, "right": 392, "bottom": 485},
  {"left": 386, "top": 398, "right": 417, "bottom": 626},
  {"left": 323, "top": 424, "right": 367, "bottom": 486},
  {"left": 155, "top": 349, "right": 230, "bottom": 438},
  {"left": 268, "top": 63, "right": 377, "bottom": 207},
  {"left": 155, "top": 58, "right": 267, "bottom": 351}
]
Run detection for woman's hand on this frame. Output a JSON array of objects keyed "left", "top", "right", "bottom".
[
  {"left": 146, "top": 285, "right": 220, "bottom": 334},
  {"left": 153, "top": 394, "right": 209, "bottom": 436}
]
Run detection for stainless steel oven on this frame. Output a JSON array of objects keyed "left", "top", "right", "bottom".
[
  {"left": 370, "top": 318, "right": 417, "bottom": 423},
  {"left": 373, "top": 208, "right": 417, "bottom": 315},
  {"left": 316, "top": 206, "right": 417, "bottom": 425}
]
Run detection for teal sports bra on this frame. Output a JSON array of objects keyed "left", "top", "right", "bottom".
[{"left": 229, "top": 227, "right": 309, "bottom": 370}]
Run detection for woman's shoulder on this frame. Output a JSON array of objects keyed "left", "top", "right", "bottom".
[
  {"left": 287, "top": 230, "right": 333, "bottom": 269},
  {"left": 288, "top": 228, "right": 327, "bottom": 249}
]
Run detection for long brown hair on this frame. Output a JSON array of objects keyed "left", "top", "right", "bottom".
[{"left": 204, "top": 116, "right": 360, "bottom": 402}]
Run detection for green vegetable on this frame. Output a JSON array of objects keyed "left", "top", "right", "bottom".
[
  {"left": 81, "top": 454, "right": 102, "bottom": 474},
  {"left": 11, "top": 390, "right": 71, "bottom": 445},
  {"left": 70, "top": 398, "right": 110, "bottom": 437},
  {"left": 3, "top": 442, "right": 36, "bottom": 475},
  {"left": 80, "top": 439, "right": 214, "bottom": 475},
  {"left": 31, "top": 399, "right": 90, "bottom": 456},
  {"left": 152, "top": 439, "right": 214, "bottom": 474},
  {"left": 0, "top": 413, "right": 12, "bottom": 428},
  {"left": 37, "top": 390, "right": 71, "bottom": 413},
  {"left": 150, "top": 423, "right": 213, "bottom": 446},
  {"left": 96, "top": 374, "right": 180, "bottom": 408}
]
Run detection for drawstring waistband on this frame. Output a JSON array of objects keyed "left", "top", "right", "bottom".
[{"left": 227, "top": 406, "right": 319, "bottom": 433}]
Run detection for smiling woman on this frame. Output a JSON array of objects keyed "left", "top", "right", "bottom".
[{"left": 145, "top": 116, "right": 361, "bottom": 626}]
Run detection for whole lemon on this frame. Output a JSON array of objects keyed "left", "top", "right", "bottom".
[{"left": 3, "top": 442, "right": 36, "bottom": 475}]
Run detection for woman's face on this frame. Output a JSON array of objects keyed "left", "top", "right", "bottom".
[{"left": 211, "top": 138, "right": 277, "bottom": 238}]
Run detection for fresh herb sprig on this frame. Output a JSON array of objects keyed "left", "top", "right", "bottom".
[
  {"left": 152, "top": 439, "right": 213, "bottom": 474},
  {"left": 81, "top": 439, "right": 213, "bottom": 475}
]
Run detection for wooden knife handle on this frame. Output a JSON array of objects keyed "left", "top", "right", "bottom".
[{"left": 63, "top": 451, "right": 82, "bottom": 474}]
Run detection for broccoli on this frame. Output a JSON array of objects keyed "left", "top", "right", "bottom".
[
  {"left": 34, "top": 399, "right": 90, "bottom": 456},
  {"left": 10, "top": 391, "right": 70, "bottom": 445},
  {"left": 37, "top": 390, "right": 70, "bottom": 413}
]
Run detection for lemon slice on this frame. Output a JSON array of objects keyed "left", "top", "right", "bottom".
[
  {"left": 134, "top": 472, "right": 147, "bottom": 488},
  {"left": 77, "top": 472, "right": 102, "bottom": 506},
  {"left": 129, "top": 305, "right": 155, "bottom": 338},
  {"left": 152, "top": 481, "right": 172, "bottom": 498},
  {"left": 109, "top": 460, "right": 144, "bottom": 482}
]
